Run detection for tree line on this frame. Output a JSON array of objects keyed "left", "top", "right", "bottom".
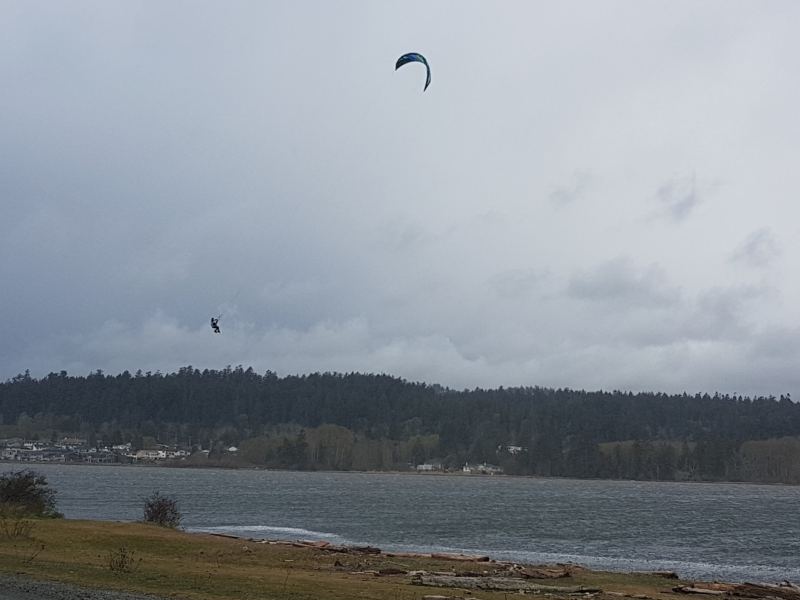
[{"left": 1, "top": 367, "right": 799, "bottom": 483}]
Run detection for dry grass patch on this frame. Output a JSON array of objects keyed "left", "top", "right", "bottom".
[{"left": 0, "top": 519, "right": 688, "bottom": 600}]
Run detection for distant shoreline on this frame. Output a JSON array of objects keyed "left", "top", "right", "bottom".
[{"left": 2, "top": 458, "right": 794, "bottom": 486}]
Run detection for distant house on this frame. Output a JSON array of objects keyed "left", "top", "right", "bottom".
[
  {"left": 61, "top": 437, "right": 87, "bottom": 447},
  {"left": 0, "top": 446, "right": 65, "bottom": 462},
  {"left": 134, "top": 449, "right": 166, "bottom": 461},
  {"left": 497, "top": 444, "right": 526, "bottom": 455},
  {"left": 0, "top": 448, "right": 19, "bottom": 460},
  {"left": 84, "top": 451, "right": 115, "bottom": 464},
  {"left": 17, "top": 451, "right": 43, "bottom": 462},
  {"left": 415, "top": 462, "right": 443, "bottom": 472},
  {"left": 40, "top": 451, "right": 67, "bottom": 463},
  {"left": 462, "top": 462, "right": 504, "bottom": 475}
]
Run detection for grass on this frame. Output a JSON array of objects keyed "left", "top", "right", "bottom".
[{"left": 0, "top": 518, "right": 689, "bottom": 600}]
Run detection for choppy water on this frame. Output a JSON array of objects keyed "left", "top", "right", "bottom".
[{"left": 14, "top": 464, "right": 800, "bottom": 583}]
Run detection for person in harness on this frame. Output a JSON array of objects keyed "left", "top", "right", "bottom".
[{"left": 210, "top": 317, "right": 221, "bottom": 333}]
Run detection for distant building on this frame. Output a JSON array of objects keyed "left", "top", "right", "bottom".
[
  {"left": 15, "top": 449, "right": 66, "bottom": 462},
  {"left": 0, "top": 437, "right": 24, "bottom": 448},
  {"left": 60, "top": 437, "right": 87, "bottom": 447},
  {"left": 497, "top": 444, "right": 526, "bottom": 455},
  {"left": 134, "top": 449, "right": 167, "bottom": 461},
  {"left": 0, "top": 448, "right": 19, "bottom": 460},
  {"left": 462, "top": 462, "right": 504, "bottom": 475},
  {"left": 83, "top": 451, "right": 116, "bottom": 464},
  {"left": 415, "top": 462, "right": 443, "bottom": 472}
]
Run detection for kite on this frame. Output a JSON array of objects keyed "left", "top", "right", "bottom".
[{"left": 395, "top": 52, "right": 431, "bottom": 91}]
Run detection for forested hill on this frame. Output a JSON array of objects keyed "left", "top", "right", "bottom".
[{"left": 2, "top": 367, "right": 800, "bottom": 483}]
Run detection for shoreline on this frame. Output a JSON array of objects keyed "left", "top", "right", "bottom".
[
  {"left": 2, "top": 520, "right": 799, "bottom": 600},
  {"left": 3, "top": 458, "right": 795, "bottom": 487},
  {"left": 188, "top": 525, "right": 795, "bottom": 585}
]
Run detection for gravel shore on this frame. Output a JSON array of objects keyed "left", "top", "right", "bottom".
[{"left": 0, "top": 575, "right": 177, "bottom": 600}]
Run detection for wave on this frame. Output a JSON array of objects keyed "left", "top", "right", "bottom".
[
  {"left": 492, "top": 550, "right": 793, "bottom": 581},
  {"left": 190, "top": 524, "right": 345, "bottom": 541},
  {"left": 187, "top": 527, "right": 799, "bottom": 583}
]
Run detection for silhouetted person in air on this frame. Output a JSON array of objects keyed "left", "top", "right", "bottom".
[{"left": 210, "top": 317, "right": 220, "bottom": 333}]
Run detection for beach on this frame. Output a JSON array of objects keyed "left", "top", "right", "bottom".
[{"left": 3, "top": 518, "right": 800, "bottom": 600}]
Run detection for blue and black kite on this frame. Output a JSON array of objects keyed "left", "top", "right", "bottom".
[{"left": 395, "top": 52, "right": 431, "bottom": 91}]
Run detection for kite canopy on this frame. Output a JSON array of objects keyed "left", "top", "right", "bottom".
[{"left": 395, "top": 52, "right": 431, "bottom": 91}]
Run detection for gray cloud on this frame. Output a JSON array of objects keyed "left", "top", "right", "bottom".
[
  {"left": 567, "top": 258, "right": 679, "bottom": 308},
  {"left": 730, "top": 228, "right": 781, "bottom": 267},
  {"left": 549, "top": 171, "right": 592, "bottom": 206},
  {"left": 489, "top": 268, "right": 549, "bottom": 299},
  {"left": 654, "top": 173, "right": 700, "bottom": 222},
  {"left": 681, "top": 285, "right": 763, "bottom": 343}
]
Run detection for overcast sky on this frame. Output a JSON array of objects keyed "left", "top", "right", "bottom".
[{"left": 2, "top": 1, "right": 799, "bottom": 395}]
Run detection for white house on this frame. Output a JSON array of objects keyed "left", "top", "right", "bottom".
[
  {"left": 498, "top": 444, "right": 526, "bottom": 455},
  {"left": 134, "top": 449, "right": 167, "bottom": 461},
  {"left": 463, "top": 462, "right": 504, "bottom": 475},
  {"left": 415, "top": 462, "right": 443, "bottom": 472}
]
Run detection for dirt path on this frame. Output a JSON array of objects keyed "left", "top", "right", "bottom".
[{"left": 0, "top": 575, "right": 177, "bottom": 600}]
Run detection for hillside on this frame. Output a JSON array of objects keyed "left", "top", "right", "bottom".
[{"left": 2, "top": 367, "right": 799, "bottom": 483}]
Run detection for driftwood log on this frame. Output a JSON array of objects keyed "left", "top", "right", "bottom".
[
  {"left": 731, "top": 582, "right": 800, "bottom": 600},
  {"left": 413, "top": 574, "right": 601, "bottom": 593},
  {"left": 674, "top": 582, "right": 800, "bottom": 600},
  {"left": 516, "top": 565, "right": 573, "bottom": 579},
  {"left": 673, "top": 586, "right": 727, "bottom": 595},
  {"left": 636, "top": 571, "right": 679, "bottom": 579},
  {"left": 430, "top": 552, "right": 491, "bottom": 562}
]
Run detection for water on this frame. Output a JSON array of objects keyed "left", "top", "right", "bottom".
[{"left": 14, "top": 463, "right": 800, "bottom": 583}]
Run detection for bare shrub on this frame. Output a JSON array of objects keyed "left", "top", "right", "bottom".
[
  {"left": 0, "top": 505, "right": 35, "bottom": 539},
  {"left": 108, "top": 546, "right": 141, "bottom": 573},
  {"left": 142, "top": 491, "right": 181, "bottom": 528}
]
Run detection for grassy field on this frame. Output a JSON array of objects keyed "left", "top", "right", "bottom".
[{"left": 0, "top": 518, "right": 690, "bottom": 600}]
